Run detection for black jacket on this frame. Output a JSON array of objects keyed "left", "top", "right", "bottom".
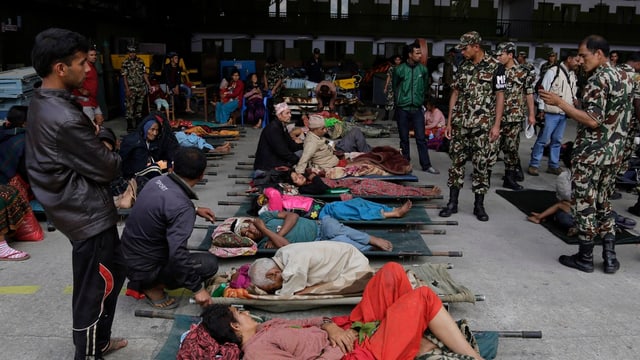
[
  {"left": 121, "top": 173, "right": 204, "bottom": 293},
  {"left": 253, "top": 120, "right": 302, "bottom": 171},
  {"left": 25, "top": 88, "right": 121, "bottom": 240},
  {"left": 119, "top": 112, "right": 178, "bottom": 179}
]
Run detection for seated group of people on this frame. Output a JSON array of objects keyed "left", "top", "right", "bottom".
[
  {"left": 0, "top": 105, "right": 46, "bottom": 261},
  {"left": 101, "top": 111, "right": 231, "bottom": 209}
]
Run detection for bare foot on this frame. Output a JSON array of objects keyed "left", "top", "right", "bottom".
[
  {"left": 369, "top": 236, "right": 393, "bottom": 251},
  {"left": 385, "top": 200, "right": 412, "bottom": 218},
  {"left": 102, "top": 337, "right": 128, "bottom": 356},
  {"left": 527, "top": 212, "right": 541, "bottom": 224}
]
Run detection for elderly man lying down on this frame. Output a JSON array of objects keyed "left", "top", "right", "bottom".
[
  {"left": 235, "top": 210, "right": 393, "bottom": 251},
  {"left": 249, "top": 241, "right": 374, "bottom": 296}
]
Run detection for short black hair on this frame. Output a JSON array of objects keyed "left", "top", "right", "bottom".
[
  {"left": 172, "top": 147, "right": 206, "bottom": 180},
  {"left": 6, "top": 105, "right": 28, "bottom": 128},
  {"left": 581, "top": 34, "right": 610, "bottom": 57},
  {"left": 200, "top": 305, "right": 242, "bottom": 345},
  {"left": 560, "top": 49, "right": 578, "bottom": 62},
  {"left": 31, "top": 28, "right": 89, "bottom": 78}
]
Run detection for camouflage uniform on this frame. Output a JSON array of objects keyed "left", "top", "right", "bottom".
[
  {"left": 264, "top": 62, "right": 286, "bottom": 99},
  {"left": 616, "top": 63, "right": 640, "bottom": 164},
  {"left": 490, "top": 58, "right": 535, "bottom": 172},
  {"left": 447, "top": 52, "right": 506, "bottom": 194},
  {"left": 572, "top": 63, "right": 633, "bottom": 245},
  {"left": 121, "top": 55, "right": 148, "bottom": 126}
]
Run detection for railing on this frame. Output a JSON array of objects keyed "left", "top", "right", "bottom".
[{"left": 198, "top": 13, "right": 639, "bottom": 45}]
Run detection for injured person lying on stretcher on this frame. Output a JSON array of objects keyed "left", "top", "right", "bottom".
[{"left": 195, "top": 255, "right": 484, "bottom": 360}]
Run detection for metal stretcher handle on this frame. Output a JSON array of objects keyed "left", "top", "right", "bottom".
[{"left": 495, "top": 330, "right": 542, "bottom": 338}]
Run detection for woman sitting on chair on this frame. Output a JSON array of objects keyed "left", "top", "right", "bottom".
[
  {"left": 215, "top": 69, "right": 244, "bottom": 125},
  {"left": 243, "top": 73, "right": 265, "bottom": 128}
]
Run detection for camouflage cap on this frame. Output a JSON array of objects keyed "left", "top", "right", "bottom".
[
  {"left": 456, "top": 31, "right": 482, "bottom": 50},
  {"left": 548, "top": 50, "right": 557, "bottom": 57},
  {"left": 127, "top": 44, "right": 137, "bottom": 52},
  {"left": 495, "top": 42, "right": 516, "bottom": 55}
]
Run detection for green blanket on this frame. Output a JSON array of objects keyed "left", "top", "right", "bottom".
[{"left": 496, "top": 189, "right": 640, "bottom": 245}]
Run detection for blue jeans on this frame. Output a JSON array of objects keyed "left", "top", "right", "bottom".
[
  {"left": 396, "top": 108, "right": 432, "bottom": 170},
  {"left": 529, "top": 112, "right": 567, "bottom": 169},
  {"left": 317, "top": 216, "right": 372, "bottom": 251}
]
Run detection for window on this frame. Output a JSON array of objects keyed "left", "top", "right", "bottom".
[
  {"left": 325, "top": 41, "right": 347, "bottom": 61},
  {"left": 330, "top": 0, "right": 349, "bottom": 19},
  {"left": 391, "top": 0, "right": 410, "bottom": 20},
  {"left": 560, "top": 4, "right": 578, "bottom": 23},
  {"left": 617, "top": 6, "right": 634, "bottom": 25},
  {"left": 264, "top": 40, "right": 285, "bottom": 61},
  {"left": 269, "top": 0, "right": 287, "bottom": 18}
]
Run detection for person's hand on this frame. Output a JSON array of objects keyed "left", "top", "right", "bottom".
[
  {"left": 444, "top": 124, "right": 452, "bottom": 139},
  {"left": 264, "top": 240, "right": 276, "bottom": 249},
  {"left": 252, "top": 217, "right": 265, "bottom": 231},
  {"left": 325, "top": 324, "right": 357, "bottom": 354},
  {"left": 95, "top": 113, "right": 105, "bottom": 127},
  {"left": 528, "top": 114, "right": 536, "bottom": 126},
  {"left": 193, "top": 288, "right": 213, "bottom": 307},
  {"left": 157, "top": 160, "right": 168, "bottom": 170},
  {"left": 196, "top": 207, "right": 216, "bottom": 222},
  {"left": 489, "top": 125, "right": 500, "bottom": 142},
  {"left": 538, "top": 90, "right": 561, "bottom": 106}
]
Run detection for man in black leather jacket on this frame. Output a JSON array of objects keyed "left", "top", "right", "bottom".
[{"left": 25, "top": 28, "right": 127, "bottom": 359}]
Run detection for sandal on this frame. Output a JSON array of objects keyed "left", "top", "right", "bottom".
[
  {"left": 0, "top": 248, "right": 30, "bottom": 261},
  {"left": 102, "top": 337, "right": 128, "bottom": 356},
  {"left": 142, "top": 293, "right": 179, "bottom": 310},
  {"left": 615, "top": 214, "right": 636, "bottom": 229}
]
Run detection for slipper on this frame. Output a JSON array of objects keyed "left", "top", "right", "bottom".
[
  {"left": 185, "top": 109, "right": 196, "bottom": 114},
  {"left": 102, "top": 337, "right": 128, "bottom": 356},
  {"left": 0, "top": 248, "right": 30, "bottom": 261},
  {"left": 142, "top": 294, "right": 179, "bottom": 310},
  {"left": 615, "top": 214, "right": 636, "bottom": 229}
]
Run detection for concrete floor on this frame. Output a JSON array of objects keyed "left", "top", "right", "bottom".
[{"left": 2, "top": 112, "right": 640, "bottom": 360}]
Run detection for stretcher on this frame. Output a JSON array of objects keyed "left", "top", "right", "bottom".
[
  {"left": 228, "top": 172, "right": 420, "bottom": 183},
  {"left": 216, "top": 201, "right": 456, "bottom": 226},
  {"left": 138, "top": 309, "right": 540, "bottom": 360},
  {"left": 225, "top": 191, "right": 443, "bottom": 202},
  {"left": 190, "top": 225, "right": 460, "bottom": 258}
]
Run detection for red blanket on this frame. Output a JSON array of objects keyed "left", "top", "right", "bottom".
[{"left": 349, "top": 146, "right": 412, "bottom": 174}]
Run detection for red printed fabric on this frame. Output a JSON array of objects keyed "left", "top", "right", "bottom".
[
  {"left": 177, "top": 323, "right": 241, "bottom": 360},
  {"left": 323, "top": 177, "right": 433, "bottom": 197}
]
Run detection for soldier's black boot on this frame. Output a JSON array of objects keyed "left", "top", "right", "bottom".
[
  {"left": 439, "top": 187, "right": 459, "bottom": 217},
  {"left": 473, "top": 193, "right": 489, "bottom": 221},
  {"left": 514, "top": 163, "right": 525, "bottom": 182},
  {"left": 602, "top": 234, "right": 620, "bottom": 274},
  {"left": 503, "top": 170, "right": 524, "bottom": 190},
  {"left": 126, "top": 118, "right": 134, "bottom": 132},
  {"left": 628, "top": 195, "right": 640, "bottom": 216},
  {"left": 558, "top": 244, "right": 594, "bottom": 273}
]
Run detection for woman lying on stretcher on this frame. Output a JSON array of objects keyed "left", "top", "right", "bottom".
[
  {"left": 199, "top": 262, "right": 484, "bottom": 360},
  {"left": 248, "top": 186, "right": 412, "bottom": 221}
]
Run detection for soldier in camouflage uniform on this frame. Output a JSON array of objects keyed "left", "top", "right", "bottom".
[
  {"left": 620, "top": 53, "right": 640, "bottom": 215},
  {"left": 515, "top": 50, "right": 537, "bottom": 181},
  {"left": 539, "top": 35, "right": 633, "bottom": 274},
  {"left": 492, "top": 42, "right": 536, "bottom": 190},
  {"left": 439, "top": 31, "right": 506, "bottom": 222},
  {"left": 121, "top": 44, "right": 151, "bottom": 131},
  {"left": 539, "top": 50, "right": 558, "bottom": 81}
]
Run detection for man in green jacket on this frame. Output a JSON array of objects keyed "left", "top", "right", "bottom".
[{"left": 392, "top": 40, "right": 439, "bottom": 174}]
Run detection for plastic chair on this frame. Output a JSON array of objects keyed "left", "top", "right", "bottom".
[
  {"left": 262, "top": 93, "right": 272, "bottom": 128},
  {"left": 240, "top": 100, "right": 247, "bottom": 127}
]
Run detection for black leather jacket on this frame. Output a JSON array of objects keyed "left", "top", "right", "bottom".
[{"left": 25, "top": 88, "right": 121, "bottom": 240}]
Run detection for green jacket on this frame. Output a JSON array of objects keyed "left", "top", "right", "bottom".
[{"left": 392, "top": 62, "right": 429, "bottom": 110}]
